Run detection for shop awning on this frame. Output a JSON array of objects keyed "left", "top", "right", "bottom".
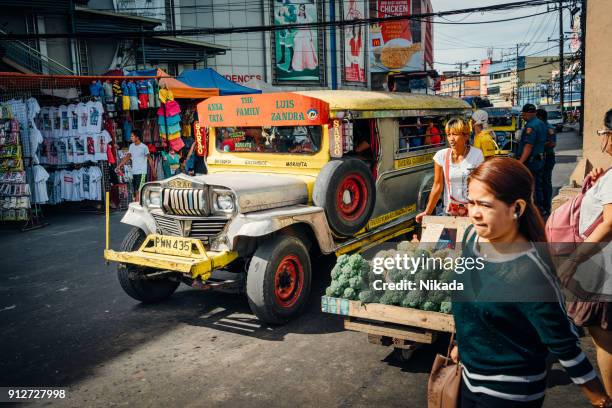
[{"left": 177, "top": 69, "right": 261, "bottom": 96}]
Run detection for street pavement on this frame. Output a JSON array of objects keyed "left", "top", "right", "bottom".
[{"left": 0, "top": 130, "right": 599, "bottom": 407}]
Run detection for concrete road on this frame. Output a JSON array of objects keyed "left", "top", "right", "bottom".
[{"left": 0, "top": 129, "right": 599, "bottom": 407}]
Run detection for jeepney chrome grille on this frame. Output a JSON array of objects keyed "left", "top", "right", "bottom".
[
  {"left": 161, "top": 188, "right": 207, "bottom": 216},
  {"left": 189, "top": 218, "right": 229, "bottom": 240},
  {"left": 151, "top": 213, "right": 184, "bottom": 237}
]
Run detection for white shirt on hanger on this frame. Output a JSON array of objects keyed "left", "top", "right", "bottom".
[
  {"left": 76, "top": 103, "right": 88, "bottom": 135},
  {"left": 33, "top": 165, "right": 49, "bottom": 204},
  {"left": 94, "top": 130, "right": 112, "bottom": 161},
  {"left": 87, "top": 101, "right": 103, "bottom": 134}
]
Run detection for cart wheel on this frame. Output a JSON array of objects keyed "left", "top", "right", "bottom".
[{"left": 393, "top": 347, "right": 415, "bottom": 362}]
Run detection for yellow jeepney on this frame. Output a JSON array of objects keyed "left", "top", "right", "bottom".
[{"left": 104, "top": 91, "right": 469, "bottom": 324}]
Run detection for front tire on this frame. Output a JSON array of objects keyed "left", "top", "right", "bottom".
[
  {"left": 117, "top": 227, "right": 179, "bottom": 303},
  {"left": 246, "top": 235, "right": 312, "bottom": 325}
]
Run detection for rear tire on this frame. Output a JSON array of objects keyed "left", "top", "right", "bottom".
[
  {"left": 313, "top": 158, "right": 376, "bottom": 237},
  {"left": 246, "top": 235, "right": 312, "bottom": 325},
  {"left": 117, "top": 227, "right": 179, "bottom": 303}
]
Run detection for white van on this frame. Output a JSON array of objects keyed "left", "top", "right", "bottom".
[{"left": 538, "top": 104, "right": 564, "bottom": 132}]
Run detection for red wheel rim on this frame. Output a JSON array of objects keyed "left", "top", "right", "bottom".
[
  {"left": 335, "top": 173, "right": 368, "bottom": 221},
  {"left": 274, "top": 254, "right": 304, "bottom": 308}
]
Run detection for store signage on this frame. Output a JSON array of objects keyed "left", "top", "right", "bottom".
[
  {"left": 193, "top": 122, "right": 207, "bottom": 157},
  {"left": 198, "top": 93, "right": 329, "bottom": 127}
]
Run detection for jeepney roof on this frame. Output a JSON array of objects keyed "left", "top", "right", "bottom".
[{"left": 294, "top": 90, "right": 470, "bottom": 112}]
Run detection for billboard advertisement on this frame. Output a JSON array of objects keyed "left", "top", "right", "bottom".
[
  {"left": 342, "top": 0, "right": 367, "bottom": 84},
  {"left": 272, "top": 0, "right": 323, "bottom": 84},
  {"left": 368, "top": 0, "right": 432, "bottom": 73}
]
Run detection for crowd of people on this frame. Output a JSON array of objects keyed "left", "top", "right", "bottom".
[{"left": 416, "top": 109, "right": 612, "bottom": 407}]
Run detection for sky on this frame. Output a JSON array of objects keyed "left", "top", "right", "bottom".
[{"left": 431, "top": 0, "right": 573, "bottom": 73}]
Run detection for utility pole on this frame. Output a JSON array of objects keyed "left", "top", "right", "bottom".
[
  {"left": 514, "top": 42, "right": 529, "bottom": 107},
  {"left": 458, "top": 63, "right": 463, "bottom": 98},
  {"left": 558, "top": 0, "right": 565, "bottom": 117}
]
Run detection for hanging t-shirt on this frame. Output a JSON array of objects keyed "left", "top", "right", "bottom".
[
  {"left": 74, "top": 135, "right": 86, "bottom": 163},
  {"left": 40, "top": 107, "right": 52, "bottom": 136},
  {"left": 87, "top": 101, "right": 103, "bottom": 134},
  {"left": 94, "top": 130, "right": 112, "bottom": 161},
  {"left": 433, "top": 147, "right": 485, "bottom": 211},
  {"left": 49, "top": 107, "right": 60, "bottom": 136},
  {"left": 81, "top": 167, "right": 91, "bottom": 200},
  {"left": 85, "top": 133, "right": 96, "bottom": 162},
  {"left": 76, "top": 103, "right": 88, "bottom": 135},
  {"left": 33, "top": 165, "right": 49, "bottom": 204},
  {"left": 72, "top": 169, "right": 82, "bottom": 201},
  {"left": 88, "top": 166, "right": 103, "bottom": 200},
  {"left": 60, "top": 105, "right": 70, "bottom": 137},
  {"left": 29, "top": 126, "right": 43, "bottom": 165},
  {"left": 60, "top": 170, "right": 74, "bottom": 201},
  {"left": 26, "top": 97, "right": 40, "bottom": 122},
  {"left": 68, "top": 104, "right": 79, "bottom": 136}
]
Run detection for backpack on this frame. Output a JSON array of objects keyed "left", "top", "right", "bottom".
[{"left": 545, "top": 169, "right": 610, "bottom": 255}]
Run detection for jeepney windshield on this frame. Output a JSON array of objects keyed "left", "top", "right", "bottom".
[{"left": 215, "top": 126, "right": 322, "bottom": 154}]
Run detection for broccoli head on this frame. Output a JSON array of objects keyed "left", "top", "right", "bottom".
[
  {"left": 342, "top": 287, "right": 357, "bottom": 300},
  {"left": 336, "top": 254, "right": 350, "bottom": 267},
  {"left": 330, "top": 264, "right": 342, "bottom": 280},
  {"left": 422, "top": 301, "right": 440, "bottom": 312},
  {"left": 402, "top": 290, "right": 426, "bottom": 309},
  {"left": 348, "top": 276, "right": 361, "bottom": 290},
  {"left": 379, "top": 290, "right": 404, "bottom": 305},
  {"left": 337, "top": 275, "right": 350, "bottom": 290},
  {"left": 440, "top": 301, "right": 452, "bottom": 314},
  {"left": 358, "top": 290, "right": 378, "bottom": 303}
]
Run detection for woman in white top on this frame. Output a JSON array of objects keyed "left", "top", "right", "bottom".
[
  {"left": 416, "top": 117, "right": 484, "bottom": 222},
  {"left": 559, "top": 109, "right": 612, "bottom": 395}
]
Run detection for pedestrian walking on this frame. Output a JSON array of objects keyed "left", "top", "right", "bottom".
[
  {"left": 557, "top": 109, "right": 612, "bottom": 396},
  {"left": 517, "top": 104, "right": 547, "bottom": 214},
  {"left": 116, "top": 129, "right": 155, "bottom": 202},
  {"left": 450, "top": 157, "right": 611, "bottom": 408},
  {"left": 471, "top": 110, "right": 498, "bottom": 159},
  {"left": 536, "top": 108, "right": 557, "bottom": 216},
  {"left": 416, "top": 117, "right": 484, "bottom": 222}
]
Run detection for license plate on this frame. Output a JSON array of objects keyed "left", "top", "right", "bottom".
[
  {"left": 167, "top": 179, "right": 192, "bottom": 189},
  {"left": 148, "top": 235, "right": 194, "bottom": 256}
]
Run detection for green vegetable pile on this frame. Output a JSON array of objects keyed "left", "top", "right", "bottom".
[{"left": 324, "top": 241, "right": 455, "bottom": 314}]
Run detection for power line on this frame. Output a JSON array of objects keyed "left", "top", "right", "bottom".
[{"left": 0, "top": 0, "right": 573, "bottom": 40}]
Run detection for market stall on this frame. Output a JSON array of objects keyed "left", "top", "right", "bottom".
[{"left": 0, "top": 69, "right": 260, "bottom": 229}]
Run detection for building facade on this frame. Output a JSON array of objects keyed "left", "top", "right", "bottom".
[
  {"left": 483, "top": 56, "right": 560, "bottom": 107},
  {"left": 1, "top": 0, "right": 434, "bottom": 91},
  {"left": 438, "top": 73, "right": 480, "bottom": 98}
]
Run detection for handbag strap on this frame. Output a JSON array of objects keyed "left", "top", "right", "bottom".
[
  {"left": 444, "top": 148, "right": 469, "bottom": 205},
  {"left": 446, "top": 332, "right": 455, "bottom": 360}
]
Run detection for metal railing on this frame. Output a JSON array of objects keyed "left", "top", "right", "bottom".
[{"left": 0, "top": 29, "right": 75, "bottom": 75}]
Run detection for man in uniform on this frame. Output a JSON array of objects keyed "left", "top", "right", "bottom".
[
  {"left": 536, "top": 108, "right": 557, "bottom": 216},
  {"left": 517, "top": 103, "right": 547, "bottom": 213}
]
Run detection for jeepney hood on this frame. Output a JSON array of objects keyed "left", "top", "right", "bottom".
[{"left": 165, "top": 173, "right": 309, "bottom": 213}]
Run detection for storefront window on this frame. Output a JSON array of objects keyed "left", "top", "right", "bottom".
[{"left": 215, "top": 126, "right": 321, "bottom": 154}]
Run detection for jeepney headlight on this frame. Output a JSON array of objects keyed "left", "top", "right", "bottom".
[
  {"left": 212, "top": 190, "right": 235, "bottom": 213},
  {"left": 142, "top": 185, "right": 162, "bottom": 209}
]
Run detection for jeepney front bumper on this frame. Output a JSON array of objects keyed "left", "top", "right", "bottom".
[{"left": 104, "top": 234, "right": 238, "bottom": 281}]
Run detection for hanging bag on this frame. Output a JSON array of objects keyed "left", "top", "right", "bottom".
[
  {"left": 427, "top": 333, "right": 461, "bottom": 408},
  {"left": 443, "top": 148, "right": 469, "bottom": 217}
]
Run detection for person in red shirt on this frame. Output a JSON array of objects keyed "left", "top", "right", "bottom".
[{"left": 427, "top": 119, "right": 441, "bottom": 146}]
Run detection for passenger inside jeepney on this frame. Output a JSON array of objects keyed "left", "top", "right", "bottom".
[
  {"left": 216, "top": 126, "right": 321, "bottom": 154},
  {"left": 350, "top": 119, "right": 373, "bottom": 161}
]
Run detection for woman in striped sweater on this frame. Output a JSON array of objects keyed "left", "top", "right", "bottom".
[{"left": 450, "top": 157, "right": 611, "bottom": 407}]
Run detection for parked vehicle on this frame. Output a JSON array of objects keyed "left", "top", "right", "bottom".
[
  {"left": 104, "top": 91, "right": 470, "bottom": 324},
  {"left": 482, "top": 107, "right": 520, "bottom": 152},
  {"left": 538, "top": 104, "right": 564, "bottom": 132}
]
